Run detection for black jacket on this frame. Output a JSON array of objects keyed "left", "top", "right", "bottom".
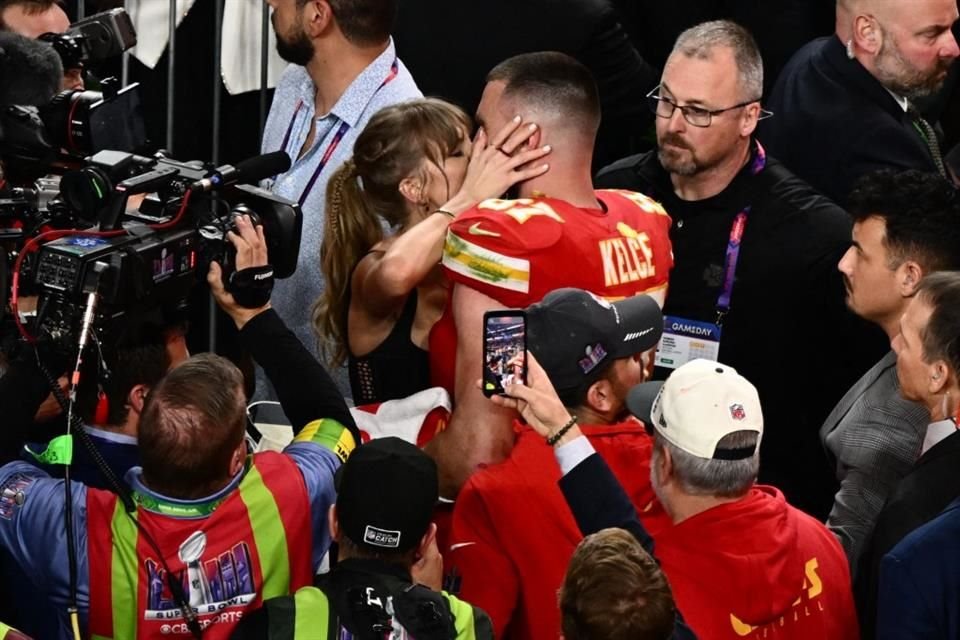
[
  {"left": 855, "top": 429, "right": 960, "bottom": 640},
  {"left": 760, "top": 36, "right": 941, "bottom": 205},
  {"left": 596, "top": 146, "right": 887, "bottom": 517}
]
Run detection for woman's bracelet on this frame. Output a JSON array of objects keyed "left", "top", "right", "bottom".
[
  {"left": 546, "top": 415, "right": 578, "bottom": 446},
  {"left": 434, "top": 208, "right": 456, "bottom": 219}
]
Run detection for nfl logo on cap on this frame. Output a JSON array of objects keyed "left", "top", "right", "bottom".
[{"left": 729, "top": 404, "right": 746, "bottom": 421}]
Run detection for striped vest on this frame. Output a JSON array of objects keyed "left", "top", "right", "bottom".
[{"left": 87, "top": 452, "right": 313, "bottom": 639}]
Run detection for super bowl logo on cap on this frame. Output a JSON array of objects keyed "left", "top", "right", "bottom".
[
  {"left": 729, "top": 404, "right": 746, "bottom": 421},
  {"left": 578, "top": 343, "right": 608, "bottom": 374}
]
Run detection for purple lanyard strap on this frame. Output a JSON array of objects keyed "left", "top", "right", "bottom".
[{"left": 716, "top": 141, "right": 767, "bottom": 323}]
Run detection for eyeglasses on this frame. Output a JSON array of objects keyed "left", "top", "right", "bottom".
[{"left": 646, "top": 85, "right": 771, "bottom": 128}]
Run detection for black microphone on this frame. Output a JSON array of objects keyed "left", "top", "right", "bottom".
[
  {"left": 0, "top": 31, "right": 63, "bottom": 106},
  {"left": 190, "top": 151, "right": 291, "bottom": 192}
]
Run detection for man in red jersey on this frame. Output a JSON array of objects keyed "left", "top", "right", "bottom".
[
  {"left": 448, "top": 288, "right": 671, "bottom": 639},
  {"left": 426, "top": 52, "right": 674, "bottom": 498}
]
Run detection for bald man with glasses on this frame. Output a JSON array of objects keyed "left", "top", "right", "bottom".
[{"left": 596, "top": 19, "right": 887, "bottom": 518}]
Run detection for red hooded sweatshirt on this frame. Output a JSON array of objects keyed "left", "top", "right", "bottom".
[
  {"left": 447, "top": 423, "right": 671, "bottom": 640},
  {"left": 655, "top": 486, "right": 859, "bottom": 639}
]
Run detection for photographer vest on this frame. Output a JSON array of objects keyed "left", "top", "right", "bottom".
[
  {"left": 86, "top": 452, "right": 313, "bottom": 639},
  {"left": 241, "top": 559, "right": 493, "bottom": 640}
]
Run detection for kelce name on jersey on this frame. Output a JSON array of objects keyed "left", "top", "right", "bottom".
[{"left": 600, "top": 233, "right": 656, "bottom": 287}]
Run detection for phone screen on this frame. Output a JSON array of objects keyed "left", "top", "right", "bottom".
[{"left": 482, "top": 311, "right": 527, "bottom": 397}]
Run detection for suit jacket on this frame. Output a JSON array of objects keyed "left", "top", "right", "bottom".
[
  {"left": 877, "top": 496, "right": 960, "bottom": 640},
  {"left": 760, "top": 36, "right": 940, "bottom": 205},
  {"left": 819, "top": 351, "right": 929, "bottom": 575},
  {"left": 856, "top": 430, "right": 960, "bottom": 639}
]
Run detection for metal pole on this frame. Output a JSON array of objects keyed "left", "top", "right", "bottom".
[
  {"left": 76, "top": 0, "right": 85, "bottom": 20},
  {"left": 120, "top": 0, "right": 130, "bottom": 86},
  {"left": 166, "top": 0, "right": 176, "bottom": 153},
  {"left": 259, "top": 0, "right": 269, "bottom": 139},
  {"left": 208, "top": 0, "right": 224, "bottom": 353}
]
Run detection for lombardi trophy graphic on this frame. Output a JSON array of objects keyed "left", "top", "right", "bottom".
[{"left": 179, "top": 531, "right": 214, "bottom": 606}]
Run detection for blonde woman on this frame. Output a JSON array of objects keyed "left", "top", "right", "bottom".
[{"left": 316, "top": 98, "right": 550, "bottom": 404}]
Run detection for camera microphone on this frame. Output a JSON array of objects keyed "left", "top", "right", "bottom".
[
  {"left": 0, "top": 31, "right": 64, "bottom": 106},
  {"left": 190, "top": 151, "right": 291, "bottom": 193}
]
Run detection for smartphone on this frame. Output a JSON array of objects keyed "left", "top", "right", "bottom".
[{"left": 482, "top": 310, "right": 528, "bottom": 397}]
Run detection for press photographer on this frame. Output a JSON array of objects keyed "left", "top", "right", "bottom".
[{"left": 0, "top": 213, "right": 360, "bottom": 639}]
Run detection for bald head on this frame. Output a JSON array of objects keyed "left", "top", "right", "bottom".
[{"left": 839, "top": 0, "right": 958, "bottom": 99}]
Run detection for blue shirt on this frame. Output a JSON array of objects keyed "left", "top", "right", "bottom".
[
  {"left": 0, "top": 442, "right": 341, "bottom": 638},
  {"left": 259, "top": 40, "right": 421, "bottom": 398}
]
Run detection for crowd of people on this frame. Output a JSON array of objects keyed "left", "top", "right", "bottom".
[{"left": 0, "top": 0, "right": 959, "bottom": 637}]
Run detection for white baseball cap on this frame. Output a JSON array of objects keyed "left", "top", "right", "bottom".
[{"left": 626, "top": 359, "right": 763, "bottom": 460}]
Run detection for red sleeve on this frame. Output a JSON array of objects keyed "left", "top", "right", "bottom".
[
  {"left": 447, "top": 478, "right": 520, "bottom": 638},
  {"left": 441, "top": 199, "right": 563, "bottom": 308}
]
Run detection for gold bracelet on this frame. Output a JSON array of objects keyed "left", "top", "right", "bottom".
[
  {"left": 434, "top": 208, "right": 456, "bottom": 219},
  {"left": 546, "top": 416, "right": 578, "bottom": 446}
]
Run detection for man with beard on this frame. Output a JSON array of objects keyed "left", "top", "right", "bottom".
[
  {"left": 595, "top": 20, "right": 885, "bottom": 518},
  {"left": 760, "top": 0, "right": 959, "bottom": 204},
  {"left": 259, "top": 0, "right": 420, "bottom": 397}
]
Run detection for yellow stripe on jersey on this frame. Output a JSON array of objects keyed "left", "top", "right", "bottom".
[{"left": 443, "top": 232, "right": 531, "bottom": 293}]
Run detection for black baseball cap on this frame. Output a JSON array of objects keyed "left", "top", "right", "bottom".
[
  {"left": 527, "top": 288, "right": 663, "bottom": 395},
  {"left": 335, "top": 437, "right": 438, "bottom": 552}
]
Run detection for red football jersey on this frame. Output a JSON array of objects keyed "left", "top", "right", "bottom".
[{"left": 430, "top": 190, "right": 674, "bottom": 393}]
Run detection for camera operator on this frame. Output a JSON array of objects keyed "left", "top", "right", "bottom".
[
  {"left": 0, "top": 0, "right": 83, "bottom": 90},
  {"left": 0, "top": 319, "right": 187, "bottom": 473},
  {"left": 0, "top": 215, "right": 359, "bottom": 638}
]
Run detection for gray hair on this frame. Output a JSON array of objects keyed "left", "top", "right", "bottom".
[
  {"left": 654, "top": 430, "right": 759, "bottom": 498},
  {"left": 671, "top": 20, "right": 764, "bottom": 101}
]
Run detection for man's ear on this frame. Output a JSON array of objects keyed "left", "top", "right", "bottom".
[
  {"left": 303, "top": 0, "right": 334, "bottom": 38},
  {"left": 328, "top": 504, "right": 342, "bottom": 542},
  {"left": 854, "top": 14, "right": 881, "bottom": 55},
  {"left": 898, "top": 261, "right": 924, "bottom": 297},
  {"left": 127, "top": 384, "right": 150, "bottom": 416},
  {"left": 659, "top": 443, "right": 675, "bottom": 483},
  {"left": 928, "top": 360, "right": 949, "bottom": 395},
  {"left": 229, "top": 440, "right": 246, "bottom": 476},
  {"left": 584, "top": 378, "right": 614, "bottom": 415},
  {"left": 740, "top": 103, "right": 760, "bottom": 137}
]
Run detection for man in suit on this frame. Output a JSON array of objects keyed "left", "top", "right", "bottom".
[
  {"left": 760, "top": 0, "right": 959, "bottom": 205},
  {"left": 820, "top": 169, "right": 960, "bottom": 577},
  {"left": 870, "top": 272, "right": 960, "bottom": 639}
]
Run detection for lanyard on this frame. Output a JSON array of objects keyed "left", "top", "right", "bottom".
[
  {"left": 715, "top": 142, "right": 768, "bottom": 325},
  {"left": 279, "top": 59, "right": 399, "bottom": 207}
]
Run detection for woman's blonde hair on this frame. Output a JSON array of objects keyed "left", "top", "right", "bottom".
[{"left": 314, "top": 98, "right": 471, "bottom": 366}]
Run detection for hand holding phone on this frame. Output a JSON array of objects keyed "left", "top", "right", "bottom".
[{"left": 482, "top": 310, "right": 528, "bottom": 397}]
